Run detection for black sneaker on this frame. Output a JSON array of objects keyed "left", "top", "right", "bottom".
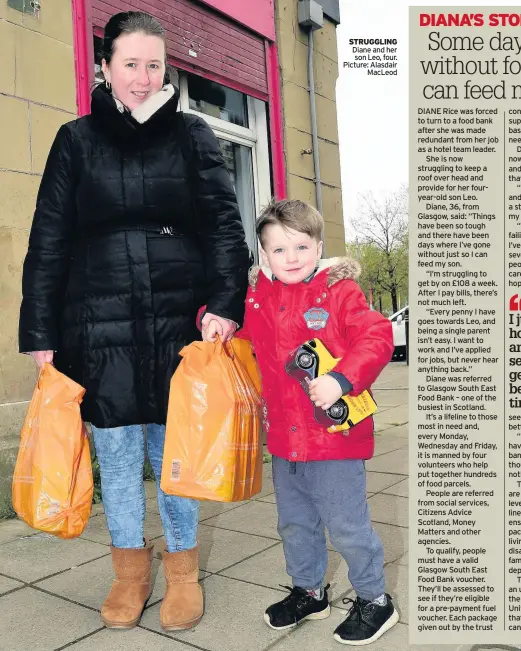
[
  {"left": 264, "top": 584, "right": 331, "bottom": 630},
  {"left": 333, "top": 594, "right": 399, "bottom": 645}
]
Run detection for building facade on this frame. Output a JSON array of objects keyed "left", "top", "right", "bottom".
[
  {"left": 0, "top": 0, "right": 344, "bottom": 512},
  {"left": 0, "top": 0, "right": 77, "bottom": 515}
]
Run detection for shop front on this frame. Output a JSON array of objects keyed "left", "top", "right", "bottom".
[{"left": 72, "top": 0, "right": 285, "bottom": 258}]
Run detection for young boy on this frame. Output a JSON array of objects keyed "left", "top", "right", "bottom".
[{"left": 202, "top": 199, "right": 399, "bottom": 645}]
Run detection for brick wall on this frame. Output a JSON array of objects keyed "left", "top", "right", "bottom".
[{"left": 0, "top": 0, "right": 76, "bottom": 514}]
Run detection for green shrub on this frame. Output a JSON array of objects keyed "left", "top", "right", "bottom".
[{"left": 0, "top": 495, "right": 16, "bottom": 520}]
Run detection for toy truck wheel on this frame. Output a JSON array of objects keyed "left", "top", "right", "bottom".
[
  {"left": 327, "top": 401, "right": 348, "bottom": 423},
  {"left": 296, "top": 352, "right": 314, "bottom": 369}
]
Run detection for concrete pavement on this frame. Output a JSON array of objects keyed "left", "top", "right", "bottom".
[{"left": 0, "top": 361, "right": 446, "bottom": 651}]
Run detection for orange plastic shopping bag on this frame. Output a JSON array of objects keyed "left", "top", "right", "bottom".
[
  {"left": 161, "top": 337, "right": 262, "bottom": 502},
  {"left": 12, "top": 363, "right": 93, "bottom": 539}
]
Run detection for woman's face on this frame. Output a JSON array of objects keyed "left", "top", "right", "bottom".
[{"left": 102, "top": 31, "right": 166, "bottom": 111}]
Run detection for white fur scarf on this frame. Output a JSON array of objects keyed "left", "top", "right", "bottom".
[{"left": 113, "top": 83, "right": 176, "bottom": 123}]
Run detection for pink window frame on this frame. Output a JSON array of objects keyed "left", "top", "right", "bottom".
[{"left": 71, "top": 0, "right": 286, "bottom": 199}]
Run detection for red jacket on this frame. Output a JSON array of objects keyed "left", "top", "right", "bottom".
[{"left": 230, "top": 257, "right": 394, "bottom": 462}]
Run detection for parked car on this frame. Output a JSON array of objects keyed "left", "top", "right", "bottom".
[{"left": 389, "top": 305, "right": 408, "bottom": 360}]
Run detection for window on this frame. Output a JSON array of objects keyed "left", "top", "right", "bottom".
[{"left": 180, "top": 73, "right": 271, "bottom": 262}]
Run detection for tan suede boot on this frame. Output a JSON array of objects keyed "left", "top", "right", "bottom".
[
  {"left": 101, "top": 541, "right": 153, "bottom": 629},
  {"left": 160, "top": 546, "right": 204, "bottom": 630}
]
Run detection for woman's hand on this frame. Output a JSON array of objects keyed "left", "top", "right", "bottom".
[
  {"left": 201, "top": 312, "right": 237, "bottom": 343},
  {"left": 29, "top": 350, "right": 54, "bottom": 369}
]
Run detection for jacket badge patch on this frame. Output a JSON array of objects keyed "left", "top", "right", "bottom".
[{"left": 303, "top": 307, "right": 329, "bottom": 330}]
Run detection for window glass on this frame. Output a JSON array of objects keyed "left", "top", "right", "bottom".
[
  {"left": 188, "top": 74, "right": 248, "bottom": 128},
  {"left": 218, "top": 138, "right": 256, "bottom": 256}
]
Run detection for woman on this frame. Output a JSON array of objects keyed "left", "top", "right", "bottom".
[{"left": 18, "top": 11, "right": 250, "bottom": 631}]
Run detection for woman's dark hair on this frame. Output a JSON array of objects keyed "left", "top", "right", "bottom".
[
  {"left": 101, "top": 11, "right": 170, "bottom": 85},
  {"left": 102, "top": 12, "right": 166, "bottom": 64}
]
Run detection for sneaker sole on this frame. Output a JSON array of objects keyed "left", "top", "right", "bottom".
[
  {"left": 333, "top": 608, "right": 399, "bottom": 646},
  {"left": 264, "top": 604, "right": 331, "bottom": 631}
]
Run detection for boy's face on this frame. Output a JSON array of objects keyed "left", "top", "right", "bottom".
[{"left": 261, "top": 224, "right": 323, "bottom": 285}]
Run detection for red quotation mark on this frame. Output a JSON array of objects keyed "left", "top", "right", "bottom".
[{"left": 510, "top": 295, "right": 521, "bottom": 311}]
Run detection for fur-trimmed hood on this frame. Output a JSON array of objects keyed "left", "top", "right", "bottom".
[{"left": 248, "top": 256, "right": 361, "bottom": 290}]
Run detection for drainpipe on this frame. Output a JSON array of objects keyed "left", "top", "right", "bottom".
[
  {"left": 307, "top": 29, "right": 323, "bottom": 216},
  {"left": 298, "top": 1, "right": 324, "bottom": 244}
]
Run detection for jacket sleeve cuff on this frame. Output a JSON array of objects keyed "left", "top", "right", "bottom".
[
  {"left": 328, "top": 372, "right": 353, "bottom": 396},
  {"left": 197, "top": 306, "right": 239, "bottom": 333},
  {"left": 196, "top": 306, "right": 207, "bottom": 331}
]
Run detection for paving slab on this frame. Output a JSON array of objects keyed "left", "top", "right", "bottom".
[
  {"left": 366, "top": 447, "right": 409, "bottom": 475},
  {"left": 383, "top": 478, "right": 409, "bottom": 497},
  {"left": 220, "top": 541, "right": 352, "bottom": 603},
  {"left": 197, "top": 523, "right": 278, "bottom": 572},
  {"left": 145, "top": 497, "right": 160, "bottom": 514},
  {"left": 374, "top": 405, "right": 409, "bottom": 431},
  {"left": 373, "top": 362, "right": 408, "bottom": 389},
  {"left": 397, "top": 551, "right": 408, "bottom": 566},
  {"left": 199, "top": 499, "right": 249, "bottom": 521},
  {"left": 66, "top": 627, "right": 191, "bottom": 651},
  {"left": 141, "top": 574, "right": 288, "bottom": 651},
  {"left": 254, "top": 491, "right": 277, "bottom": 504},
  {"left": 373, "top": 389, "right": 408, "bottom": 408},
  {"left": 145, "top": 480, "right": 156, "bottom": 499},
  {"left": 0, "top": 587, "right": 101, "bottom": 651},
  {"left": 0, "top": 518, "right": 37, "bottom": 544},
  {"left": 90, "top": 502, "right": 104, "bottom": 516},
  {"left": 368, "top": 494, "right": 408, "bottom": 528},
  {"left": 0, "top": 535, "right": 109, "bottom": 583},
  {"left": 382, "top": 423, "right": 409, "bottom": 439},
  {"left": 373, "top": 436, "right": 408, "bottom": 457},
  {"left": 202, "top": 500, "right": 280, "bottom": 540},
  {"left": 0, "top": 573, "right": 23, "bottom": 595},
  {"left": 366, "top": 471, "right": 405, "bottom": 494}
]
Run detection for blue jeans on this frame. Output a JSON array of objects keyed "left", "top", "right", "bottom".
[
  {"left": 91, "top": 423, "right": 199, "bottom": 552},
  {"left": 272, "top": 456, "right": 385, "bottom": 602}
]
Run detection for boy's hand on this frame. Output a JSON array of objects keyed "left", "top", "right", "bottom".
[{"left": 308, "top": 375, "right": 343, "bottom": 410}]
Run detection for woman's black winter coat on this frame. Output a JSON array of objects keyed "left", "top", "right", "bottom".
[{"left": 19, "top": 84, "right": 250, "bottom": 428}]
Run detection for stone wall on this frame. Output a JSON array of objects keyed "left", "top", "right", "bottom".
[
  {"left": 275, "top": 0, "right": 345, "bottom": 256},
  {"left": 0, "top": 0, "right": 76, "bottom": 514}
]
